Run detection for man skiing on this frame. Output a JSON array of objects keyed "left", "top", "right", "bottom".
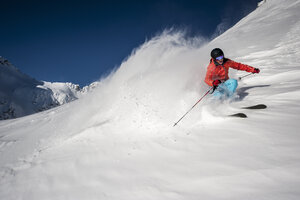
[{"left": 205, "top": 48, "right": 260, "bottom": 98}]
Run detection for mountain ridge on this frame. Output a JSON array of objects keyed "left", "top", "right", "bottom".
[{"left": 0, "top": 56, "right": 98, "bottom": 120}]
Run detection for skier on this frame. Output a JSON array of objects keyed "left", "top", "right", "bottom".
[{"left": 205, "top": 48, "right": 260, "bottom": 98}]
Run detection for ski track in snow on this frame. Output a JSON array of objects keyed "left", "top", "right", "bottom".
[{"left": 1, "top": 0, "right": 300, "bottom": 199}]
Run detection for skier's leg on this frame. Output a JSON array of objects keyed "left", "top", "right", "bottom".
[
  {"left": 223, "top": 79, "right": 238, "bottom": 97},
  {"left": 213, "top": 83, "right": 226, "bottom": 99}
]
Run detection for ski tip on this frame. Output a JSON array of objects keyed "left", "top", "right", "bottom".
[
  {"left": 242, "top": 104, "right": 267, "bottom": 109},
  {"left": 228, "top": 113, "right": 248, "bottom": 118}
]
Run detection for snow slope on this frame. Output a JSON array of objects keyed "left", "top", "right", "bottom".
[
  {"left": 1, "top": 0, "right": 300, "bottom": 199},
  {"left": 0, "top": 57, "right": 98, "bottom": 120}
]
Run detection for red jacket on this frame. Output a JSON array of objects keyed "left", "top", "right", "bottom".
[{"left": 204, "top": 58, "right": 256, "bottom": 86}]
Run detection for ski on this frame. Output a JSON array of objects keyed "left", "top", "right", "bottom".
[
  {"left": 242, "top": 104, "right": 267, "bottom": 109},
  {"left": 228, "top": 113, "right": 248, "bottom": 118}
]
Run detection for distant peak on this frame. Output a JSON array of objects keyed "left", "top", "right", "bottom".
[{"left": 0, "top": 56, "right": 13, "bottom": 66}]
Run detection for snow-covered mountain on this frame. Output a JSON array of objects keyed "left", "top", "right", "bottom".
[
  {"left": 1, "top": 0, "right": 300, "bottom": 199},
  {"left": 0, "top": 57, "right": 97, "bottom": 120}
]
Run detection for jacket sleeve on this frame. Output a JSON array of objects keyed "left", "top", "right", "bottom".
[
  {"left": 204, "top": 66, "right": 214, "bottom": 86},
  {"left": 229, "top": 60, "right": 255, "bottom": 73}
]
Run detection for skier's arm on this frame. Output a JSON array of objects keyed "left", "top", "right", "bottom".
[{"left": 229, "top": 60, "right": 256, "bottom": 73}]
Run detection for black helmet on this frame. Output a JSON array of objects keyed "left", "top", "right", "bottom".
[{"left": 211, "top": 48, "right": 224, "bottom": 59}]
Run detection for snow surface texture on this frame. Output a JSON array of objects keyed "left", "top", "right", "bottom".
[
  {"left": 0, "top": 57, "right": 98, "bottom": 120},
  {"left": 1, "top": 0, "right": 300, "bottom": 199}
]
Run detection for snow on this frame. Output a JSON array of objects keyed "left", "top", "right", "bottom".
[{"left": 1, "top": 0, "right": 300, "bottom": 199}]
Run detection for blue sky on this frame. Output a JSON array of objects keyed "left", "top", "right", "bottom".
[{"left": 1, "top": 0, "right": 260, "bottom": 87}]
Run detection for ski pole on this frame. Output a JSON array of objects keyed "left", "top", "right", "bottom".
[
  {"left": 173, "top": 87, "right": 213, "bottom": 127},
  {"left": 238, "top": 73, "right": 254, "bottom": 80}
]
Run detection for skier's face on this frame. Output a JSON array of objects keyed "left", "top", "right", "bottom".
[
  {"left": 215, "top": 55, "right": 224, "bottom": 64},
  {"left": 216, "top": 58, "right": 224, "bottom": 64}
]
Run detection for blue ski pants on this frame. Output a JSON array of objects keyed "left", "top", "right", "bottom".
[{"left": 213, "top": 79, "right": 238, "bottom": 98}]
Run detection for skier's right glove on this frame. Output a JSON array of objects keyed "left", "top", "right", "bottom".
[{"left": 212, "top": 80, "right": 221, "bottom": 87}]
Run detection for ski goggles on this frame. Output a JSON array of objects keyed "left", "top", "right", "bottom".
[{"left": 215, "top": 55, "right": 224, "bottom": 61}]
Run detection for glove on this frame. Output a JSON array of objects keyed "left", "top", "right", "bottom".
[
  {"left": 252, "top": 68, "right": 260, "bottom": 73},
  {"left": 212, "top": 80, "right": 221, "bottom": 87}
]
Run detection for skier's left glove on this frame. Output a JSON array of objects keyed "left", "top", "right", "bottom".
[{"left": 252, "top": 68, "right": 260, "bottom": 73}]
